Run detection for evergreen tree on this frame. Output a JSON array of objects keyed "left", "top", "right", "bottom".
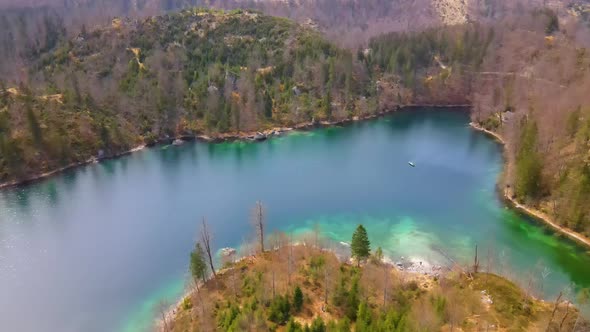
[
  {"left": 355, "top": 302, "right": 372, "bottom": 332},
  {"left": 264, "top": 90, "right": 273, "bottom": 119},
  {"left": 190, "top": 242, "right": 208, "bottom": 284},
  {"left": 322, "top": 91, "right": 331, "bottom": 119},
  {"left": 309, "top": 317, "right": 326, "bottom": 332},
  {"left": 286, "top": 318, "right": 304, "bottom": 332},
  {"left": 26, "top": 103, "right": 43, "bottom": 148},
  {"left": 268, "top": 295, "right": 291, "bottom": 325},
  {"left": 333, "top": 318, "right": 351, "bottom": 332},
  {"left": 345, "top": 276, "right": 360, "bottom": 321},
  {"left": 351, "top": 224, "right": 371, "bottom": 266},
  {"left": 515, "top": 118, "right": 542, "bottom": 200},
  {"left": 371, "top": 247, "right": 383, "bottom": 264},
  {"left": 293, "top": 285, "right": 303, "bottom": 313}
]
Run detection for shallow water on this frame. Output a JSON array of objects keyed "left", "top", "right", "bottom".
[{"left": 0, "top": 109, "right": 589, "bottom": 332}]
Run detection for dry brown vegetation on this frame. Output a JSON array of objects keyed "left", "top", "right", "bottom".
[
  {"left": 471, "top": 10, "right": 590, "bottom": 238},
  {"left": 169, "top": 244, "right": 586, "bottom": 332}
]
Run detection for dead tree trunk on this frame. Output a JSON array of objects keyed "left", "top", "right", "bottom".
[
  {"left": 201, "top": 217, "right": 216, "bottom": 278},
  {"left": 288, "top": 234, "right": 293, "bottom": 285},
  {"left": 548, "top": 292, "right": 563, "bottom": 327},
  {"left": 383, "top": 265, "right": 389, "bottom": 306},
  {"left": 252, "top": 201, "right": 265, "bottom": 253},
  {"left": 272, "top": 269, "right": 276, "bottom": 299},
  {"left": 192, "top": 278, "right": 205, "bottom": 317},
  {"left": 158, "top": 300, "right": 170, "bottom": 332},
  {"left": 473, "top": 244, "right": 480, "bottom": 274},
  {"left": 559, "top": 302, "right": 570, "bottom": 331},
  {"left": 324, "top": 266, "right": 329, "bottom": 305}
]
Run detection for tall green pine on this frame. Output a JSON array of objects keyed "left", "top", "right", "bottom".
[
  {"left": 351, "top": 224, "right": 371, "bottom": 266},
  {"left": 293, "top": 286, "right": 303, "bottom": 313},
  {"left": 190, "top": 242, "right": 208, "bottom": 284},
  {"left": 515, "top": 118, "right": 542, "bottom": 200}
]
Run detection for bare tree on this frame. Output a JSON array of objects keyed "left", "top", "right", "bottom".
[
  {"left": 272, "top": 269, "right": 276, "bottom": 299},
  {"left": 324, "top": 264, "right": 329, "bottom": 305},
  {"left": 200, "top": 217, "right": 216, "bottom": 278},
  {"left": 287, "top": 233, "right": 294, "bottom": 285},
  {"left": 572, "top": 288, "right": 590, "bottom": 332},
  {"left": 157, "top": 300, "right": 170, "bottom": 332},
  {"left": 252, "top": 201, "right": 265, "bottom": 253},
  {"left": 473, "top": 244, "right": 480, "bottom": 273},
  {"left": 549, "top": 291, "right": 564, "bottom": 327},
  {"left": 313, "top": 222, "right": 321, "bottom": 248},
  {"left": 383, "top": 264, "right": 389, "bottom": 307},
  {"left": 560, "top": 301, "right": 571, "bottom": 330}
]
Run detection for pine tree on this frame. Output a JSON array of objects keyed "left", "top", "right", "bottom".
[
  {"left": 26, "top": 103, "right": 43, "bottom": 148},
  {"left": 264, "top": 90, "right": 273, "bottom": 119},
  {"left": 515, "top": 118, "right": 542, "bottom": 200},
  {"left": 310, "top": 317, "right": 326, "bottom": 332},
  {"left": 293, "top": 286, "right": 303, "bottom": 313},
  {"left": 351, "top": 224, "right": 370, "bottom": 266},
  {"left": 190, "top": 242, "right": 208, "bottom": 285}
]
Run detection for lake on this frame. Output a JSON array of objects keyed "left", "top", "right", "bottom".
[{"left": 1, "top": 108, "right": 589, "bottom": 332}]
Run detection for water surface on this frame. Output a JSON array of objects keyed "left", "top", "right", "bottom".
[{"left": 1, "top": 109, "right": 589, "bottom": 332}]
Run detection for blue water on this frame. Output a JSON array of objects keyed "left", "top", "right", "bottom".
[{"left": 0, "top": 109, "right": 588, "bottom": 331}]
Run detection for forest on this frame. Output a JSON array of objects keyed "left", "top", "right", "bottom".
[{"left": 0, "top": 9, "right": 376, "bottom": 183}]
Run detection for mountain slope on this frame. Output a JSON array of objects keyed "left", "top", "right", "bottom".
[{"left": 0, "top": 9, "right": 382, "bottom": 183}]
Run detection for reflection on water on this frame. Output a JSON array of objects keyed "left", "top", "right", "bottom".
[{"left": 0, "top": 109, "right": 589, "bottom": 332}]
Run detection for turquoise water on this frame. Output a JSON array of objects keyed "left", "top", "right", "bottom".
[{"left": 0, "top": 109, "right": 589, "bottom": 331}]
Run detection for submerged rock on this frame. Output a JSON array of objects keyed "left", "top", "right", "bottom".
[{"left": 254, "top": 132, "right": 267, "bottom": 141}]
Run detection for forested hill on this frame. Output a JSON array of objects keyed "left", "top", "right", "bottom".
[
  {"left": 2, "top": 5, "right": 590, "bottom": 244},
  {"left": 0, "top": 9, "right": 380, "bottom": 184},
  {"left": 2, "top": 6, "right": 509, "bottom": 186}
]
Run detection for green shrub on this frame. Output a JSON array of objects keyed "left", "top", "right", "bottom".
[
  {"left": 268, "top": 294, "right": 291, "bottom": 325},
  {"left": 293, "top": 286, "right": 304, "bottom": 313},
  {"left": 181, "top": 297, "right": 192, "bottom": 310}
]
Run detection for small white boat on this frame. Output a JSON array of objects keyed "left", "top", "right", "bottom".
[{"left": 408, "top": 161, "right": 416, "bottom": 167}]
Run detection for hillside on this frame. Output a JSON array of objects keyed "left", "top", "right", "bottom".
[
  {"left": 470, "top": 11, "right": 590, "bottom": 239},
  {"left": 3, "top": 5, "right": 513, "bottom": 186},
  {"left": 0, "top": 9, "right": 392, "bottom": 184},
  {"left": 168, "top": 244, "right": 586, "bottom": 331},
  {"left": 1, "top": 0, "right": 579, "bottom": 80},
  {"left": 354, "top": 7, "right": 590, "bottom": 241},
  {"left": 3, "top": 4, "right": 590, "bottom": 244}
]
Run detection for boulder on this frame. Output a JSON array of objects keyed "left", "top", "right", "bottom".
[
  {"left": 220, "top": 247, "right": 236, "bottom": 257},
  {"left": 254, "top": 132, "right": 267, "bottom": 141}
]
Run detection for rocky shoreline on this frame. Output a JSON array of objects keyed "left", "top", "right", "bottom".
[{"left": 0, "top": 104, "right": 468, "bottom": 190}]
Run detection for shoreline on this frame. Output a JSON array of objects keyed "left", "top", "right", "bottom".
[
  {"left": 469, "top": 122, "right": 590, "bottom": 250},
  {"left": 0, "top": 104, "right": 468, "bottom": 190},
  {"left": 163, "top": 242, "right": 444, "bottom": 328},
  {"left": 3, "top": 114, "right": 589, "bottom": 251}
]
